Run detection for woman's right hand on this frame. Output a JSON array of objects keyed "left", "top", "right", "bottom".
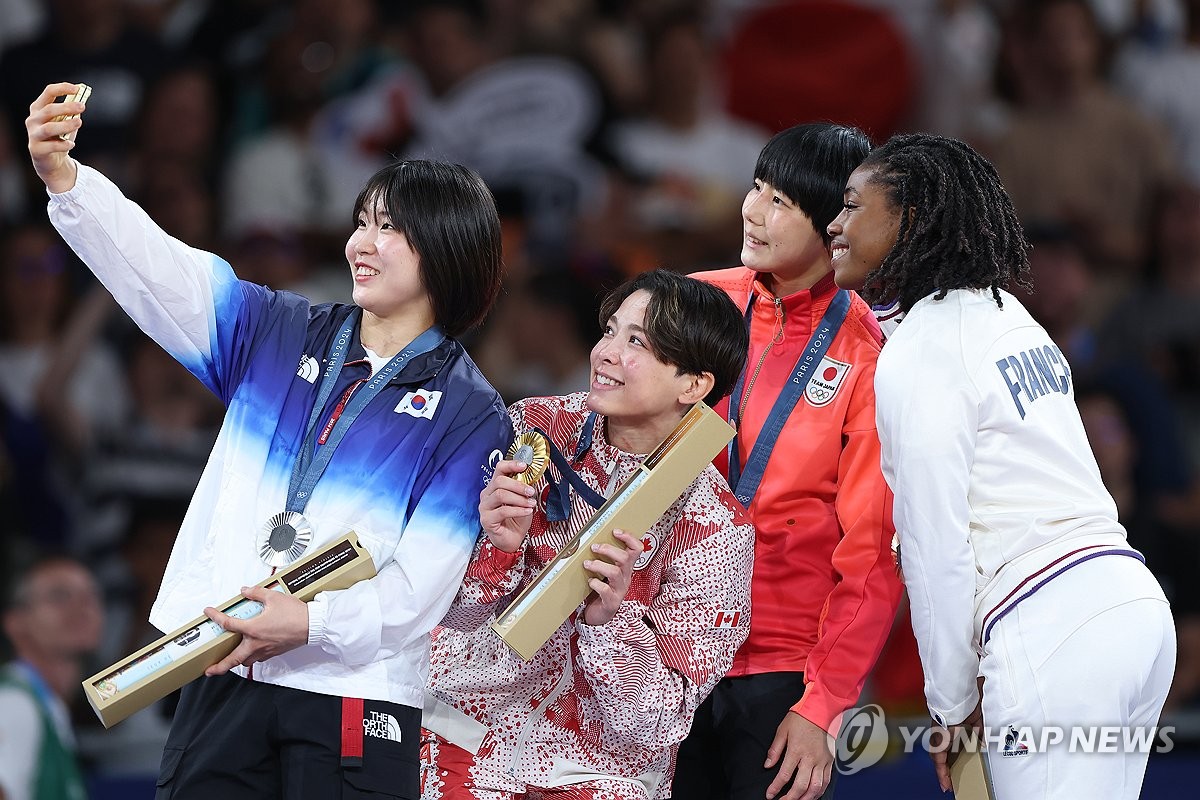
[
  {"left": 479, "top": 459, "right": 538, "bottom": 553},
  {"left": 25, "top": 82, "right": 85, "bottom": 194}
]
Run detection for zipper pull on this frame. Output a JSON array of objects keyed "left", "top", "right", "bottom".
[{"left": 772, "top": 297, "right": 785, "bottom": 344}]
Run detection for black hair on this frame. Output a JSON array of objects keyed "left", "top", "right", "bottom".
[
  {"left": 3, "top": 554, "right": 89, "bottom": 613},
  {"left": 1013, "top": 0, "right": 1101, "bottom": 39},
  {"left": 597, "top": 269, "right": 748, "bottom": 406},
  {"left": 400, "top": 0, "right": 489, "bottom": 31},
  {"left": 0, "top": 220, "right": 77, "bottom": 341},
  {"left": 754, "top": 122, "right": 872, "bottom": 245},
  {"left": 857, "top": 134, "right": 1031, "bottom": 312},
  {"left": 353, "top": 160, "right": 503, "bottom": 337},
  {"left": 521, "top": 268, "right": 603, "bottom": 348}
]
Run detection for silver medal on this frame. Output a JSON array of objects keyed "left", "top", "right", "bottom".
[{"left": 258, "top": 511, "right": 314, "bottom": 567}]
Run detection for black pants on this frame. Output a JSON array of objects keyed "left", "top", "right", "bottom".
[
  {"left": 156, "top": 672, "right": 421, "bottom": 799},
  {"left": 673, "top": 672, "right": 836, "bottom": 800}
]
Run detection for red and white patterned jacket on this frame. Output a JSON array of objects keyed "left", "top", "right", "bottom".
[{"left": 425, "top": 393, "right": 754, "bottom": 797}]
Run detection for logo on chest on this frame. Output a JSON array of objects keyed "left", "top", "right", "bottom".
[
  {"left": 805, "top": 357, "right": 852, "bottom": 407},
  {"left": 296, "top": 354, "right": 319, "bottom": 383}
]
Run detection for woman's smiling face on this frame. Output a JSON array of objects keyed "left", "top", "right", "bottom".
[{"left": 827, "top": 165, "right": 902, "bottom": 291}]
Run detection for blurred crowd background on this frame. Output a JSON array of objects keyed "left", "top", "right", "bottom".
[{"left": 2, "top": 0, "right": 1200, "bottom": 794}]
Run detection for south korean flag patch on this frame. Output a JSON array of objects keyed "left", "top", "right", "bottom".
[
  {"left": 805, "top": 357, "right": 852, "bottom": 407},
  {"left": 395, "top": 389, "right": 443, "bottom": 420}
]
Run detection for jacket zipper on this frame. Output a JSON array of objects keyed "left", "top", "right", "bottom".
[{"left": 737, "top": 297, "right": 785, "bottom": 424}]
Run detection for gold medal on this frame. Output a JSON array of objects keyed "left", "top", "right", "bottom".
[{"left": 507, "top": 431, "right": 550, "bottom": 485}]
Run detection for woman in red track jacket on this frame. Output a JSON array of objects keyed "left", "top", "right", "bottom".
[{"left": 676, "top": 123, "right": 903, "bottom": 800}]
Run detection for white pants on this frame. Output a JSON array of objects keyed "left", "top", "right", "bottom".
[{"left": 978, "top": 553, "right": 1175, "bottom": 800}]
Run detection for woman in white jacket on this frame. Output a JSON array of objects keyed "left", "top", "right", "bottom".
[
  {"left": 27, "top": 82, "right": 511, "bottom": 799},
  {"left": 825, "top": 133, "right": 1176, "bottom": 800}
]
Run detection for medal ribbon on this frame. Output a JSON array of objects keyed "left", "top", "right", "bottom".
[
  {"left": 727, "top": 289, "right": 850, "bottom": 507},
  {"left": 287, "top": 310, "right": 445, "bottom": 515},
  {"left": 535, "top": 413, "right": 606, "bottom": 521}
]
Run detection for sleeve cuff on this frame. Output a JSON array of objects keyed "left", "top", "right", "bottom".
[
  {"left": 929, "top": 691, "right": 979, "bottom": 728},
  {"left": 45, "top": 158, "right": 85, "bottom": 199},
  {"left": 474, "top": 538, "right": 523, "bottom": 585},
  {"left": 307, "top": 591, "right": 328, "bottom": 646},
  {"left": 790, "top": 690, "right": 842, "bottom": 736},
  {"left": 576, "top": 604, "right": 652, "bottom": 648}
]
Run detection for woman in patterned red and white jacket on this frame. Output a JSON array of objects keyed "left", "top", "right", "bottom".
[{"left": 422, "top": 270, "right": 756, "bottom": 800}]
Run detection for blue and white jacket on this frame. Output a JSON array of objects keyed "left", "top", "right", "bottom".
[{"left": 48, "top": 164, "right": 511, "bottom": 709}]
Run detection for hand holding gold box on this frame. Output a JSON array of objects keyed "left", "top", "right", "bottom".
[
  {"left": 83, "top": 532, "right": 376, "bottom": 728},
  {"left": 950, "top": 736, "right": 996, "bottom": 800},
  {"left": 490, "top": 402, "right": 735, "bottom": 660}
]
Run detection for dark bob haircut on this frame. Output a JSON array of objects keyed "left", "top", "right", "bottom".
[
  {"left": 754, "top": 122, "right": 872, "bottom": 245},
  {"left": 598, "top": 269, "right": 748, "bottom": 406},
  {"left": 352, "top": 160, "right": 503, "bottom": 337}
]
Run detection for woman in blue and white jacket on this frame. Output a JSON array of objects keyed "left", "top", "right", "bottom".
[{"left": 27, "top": 82, "right": 512, "bottom": 799}]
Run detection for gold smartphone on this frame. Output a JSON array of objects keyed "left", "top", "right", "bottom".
[{"left": 54, "top": 83, "right": 91, "bottom": 141}]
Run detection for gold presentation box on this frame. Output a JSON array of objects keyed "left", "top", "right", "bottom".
[
  {"left": 951, "top": 740, "right": 997, "bottom": 800},
  {"left": 83, "top": 532, "right": 376, "bottom": 728},
  {"left": 490, "top": 402, "right": 735, "bottom": 660}
]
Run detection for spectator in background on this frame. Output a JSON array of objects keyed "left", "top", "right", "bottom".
[
  {"left": 1097, "top": 181, "right": 1200, "bottom": 459},
  {"left": 608, "top": 9, "right": 767, "bottom": 270},
  {"left": 74, "top": 332, "right": 223, "bottom": 563},
  {"left": 987, "top": 0, "right": 1174, "bottom": 280},
  {"left": 1115, "top": 0, "right": 1200, "bottom": 184},
  {"left": 128, "top": 65, "right": 224, "bottom": 252},
  {"left": 912, "top": 0, "right": 1006, "bottom": 142},
  {"left": 1012, "top": 222, "right": 1200, "bottom": 531},
  {"left": 1011, "top": 222, "right": 1200, "bottom": 573},
  {"left": 78, "top": 495, "right": 189, "bottom": 781},
  {"left": 1007, "top": 222, "right": 1098, "bottom": 362},
  {"left": 218, "top": 0, "right": 416, "bottom": 270},
  {"left": 0, "top": 223, "right": 131, "bottom": 551},
  {"left": 219, "top": 22, "right": 351, "bottom": 250},
  {"left": 0, "top": 122, "right": 28, "bottom": 224},
  {"left": 473, "top": 267, "right": 605, "bottom": 404},
  {"left": 1076, "top": 384, "right": 1200, "bottom": 710},
  {"left": 398, "top": 0, "right": 608, "bottom": 262},
  {"left": 0, "top": 0, "right": 174, "bottom": 190},
  {"left": 225, "top": 227, "right": 350, "bottom": 305},
  {"left": 0, "top": 556, "right": 104, "bottom": 800},
  {"left": 130, "top": 65, "right": 223, "bottom": 188}
]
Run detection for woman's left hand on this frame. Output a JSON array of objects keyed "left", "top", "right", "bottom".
[
  {"left": 581, "top": 528, "right": 644, "bottom": 626},
  {"left": 204, "top": 585, "right": 310, "bottom": 676},
  {"left": 930, "top": 687, "right": 984, "bottom": 792}
]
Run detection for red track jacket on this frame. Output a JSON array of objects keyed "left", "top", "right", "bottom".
[{"left": 697, "top": 267, "right": 903, "bottom": 734}]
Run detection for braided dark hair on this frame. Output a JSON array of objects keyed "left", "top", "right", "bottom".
[{"left": 858, "top": 134, "right": 1031, "bottom": 312}]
